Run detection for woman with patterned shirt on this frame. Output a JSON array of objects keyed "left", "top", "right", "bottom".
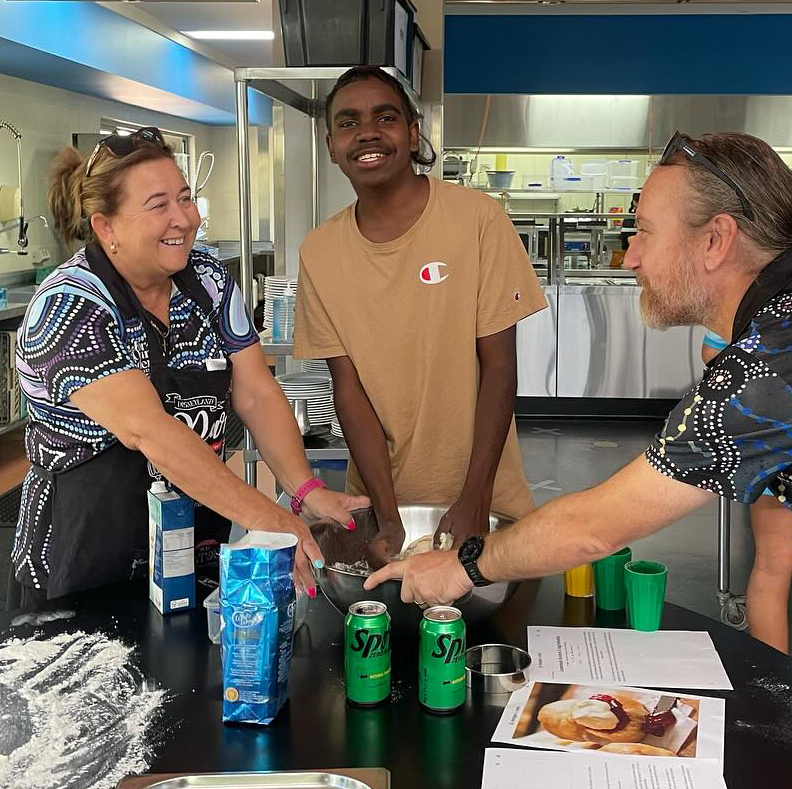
[{"left": 8, "top": 128, "right": 366, "bottom": 609}]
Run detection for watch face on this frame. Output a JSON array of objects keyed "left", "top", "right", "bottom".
[{"left": 460, "top": 536, "right": 484, "bottom": 563}]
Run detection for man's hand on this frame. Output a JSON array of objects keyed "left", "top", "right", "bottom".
[
  {"left": 435, "top": 496, "right": 490, "bottom": 548},
  {"left": 366, "top": 517, "right": 406, "bottom": 570},
  {"left": 364, "top": 549, "right": 473, "bottom": 607}
]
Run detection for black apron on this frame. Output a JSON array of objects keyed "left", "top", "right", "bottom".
[{"left": 35, "top": 242, "right": 233, "bottom": 599}]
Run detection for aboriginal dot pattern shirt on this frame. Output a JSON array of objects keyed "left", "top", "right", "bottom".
[
  {"left": 12, "top": 246, "right": 258, "bottom": 589},
  {"left": 647, "top": 248, "right": 792, "bottom": 507}
]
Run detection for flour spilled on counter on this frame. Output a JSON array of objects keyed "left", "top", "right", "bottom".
[
  {"left": 10, "top": 609, "right": 76, "bottom": 628},
  {"left": 0, "top": 630, "right": 166, "bottom": 789}
]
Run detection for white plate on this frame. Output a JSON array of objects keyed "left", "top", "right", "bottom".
[
  {"left": 301, "top": 360, "right": 329, "bottom": 372},
  {"left": 280, "top": 389, "right": 331, "bottom": 398},
  {"left": 277, "top": 373, "right": 332, "bottom": 386}
]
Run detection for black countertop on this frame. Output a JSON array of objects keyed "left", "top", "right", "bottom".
[{"left": 2, "top": 576, "right": 791, "bottom": 788}]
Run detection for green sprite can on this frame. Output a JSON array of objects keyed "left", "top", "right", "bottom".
[
  {"left": 344, "top": 601, "right": 391, "bottom": 706},
  {"left": 419, "top": 606, "right": 466, "bottom": 714}
]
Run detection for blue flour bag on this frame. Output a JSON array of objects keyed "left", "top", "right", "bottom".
[{"left": 220, "top": 531, "right": 298, "bottom": 725}]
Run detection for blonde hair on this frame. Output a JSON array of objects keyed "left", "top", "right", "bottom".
[{"left": 47, "top": 140, "right": 174, "bottom": 246}]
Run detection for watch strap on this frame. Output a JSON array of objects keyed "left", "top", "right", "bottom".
[{"left": 458, "top": 536, "right": 493, "bottom": 587}]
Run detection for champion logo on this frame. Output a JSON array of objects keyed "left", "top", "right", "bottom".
[{"left": 419, "top": 262, "right": 449, "bottom": 285}]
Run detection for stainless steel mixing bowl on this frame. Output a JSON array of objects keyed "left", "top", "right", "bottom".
[{"left": 310, "top": 504, "right": 519, "bottom": 631}]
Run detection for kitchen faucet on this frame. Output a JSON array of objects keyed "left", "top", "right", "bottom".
[
  {"left": 0, "top": 214, "right": 48, "bottom": 254},
  {"left": 0, "top": 120, "right": 27, "bottom": 252}
]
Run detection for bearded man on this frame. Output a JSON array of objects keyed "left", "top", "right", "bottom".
[{"left": 366, "top": 131, "right": 792, "bottom": 653}]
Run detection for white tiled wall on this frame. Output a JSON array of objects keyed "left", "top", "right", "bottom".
[{"left": 0, "top": 72, "right": 269, "bottom": 277}]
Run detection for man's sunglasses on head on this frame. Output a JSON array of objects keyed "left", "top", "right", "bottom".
[
  {"left": 660, "top": 131, "right": 754, "bottom": 222},
  {"left": 85, "top": 127, "right": 167, "bottom": 178}
]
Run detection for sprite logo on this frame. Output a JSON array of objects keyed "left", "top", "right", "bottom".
[
  {"left": 431, "top": 634, "right": 464, "bottom": 664},
  {"left": 350, "top": 628, "right": 391, "bottom": 658}
]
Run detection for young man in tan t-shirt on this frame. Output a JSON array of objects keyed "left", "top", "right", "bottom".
[{"left": 294, "top": 67, "right": 546, "bottom": 568}]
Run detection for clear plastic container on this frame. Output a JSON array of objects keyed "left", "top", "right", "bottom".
[
  {"left": 204, "top": 584, "right": 310, "bottom": 644},
  {"left": 606, "top": 159, "right": 639, "bottom": 187},
  {"left": 580, "top": 160, "right": 607, "bottom": 177},
  {"left": 204, "top": 587, "right": 221, "bottom": 644},
  {"left": 610, "top": 175, "right": 640, "bottom": 191},
  {"left": 549, "top": 156, "right": 574, "bottom": 187},
  {"left": 521, "top": 176, "right": 543, "bottom": 189}
]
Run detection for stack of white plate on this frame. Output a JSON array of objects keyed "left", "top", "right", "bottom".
[
  {"left": 276, "top": 372, "right": 336, "bottom": 427},
  {"left": 301, "top": 359, "right": 329, "bottom": 375},
  {"left": 263, "top": 276, "right": 298, "bottom": 329},
  {"left": 330, "top": 417, "right": 344, "bottom": 439}
]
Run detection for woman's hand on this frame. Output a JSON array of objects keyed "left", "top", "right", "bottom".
[
  {"left": 249, "top": 509, "right": 327, "bottom": 598},
  {"left": 301, "top": 487, "right": 370, "bottom": 530}
]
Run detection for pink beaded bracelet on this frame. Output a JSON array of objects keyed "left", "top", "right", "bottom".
[{"left": 290, "top": 477, "right": 327, "bottom": 515}]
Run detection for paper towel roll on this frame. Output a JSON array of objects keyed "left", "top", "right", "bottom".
[{"left": 0, "top": 185, "right": 21, "bottom": 223}]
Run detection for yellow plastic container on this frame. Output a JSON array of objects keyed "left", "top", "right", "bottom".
[
  {"left": 564, "top": 563, "right": 594, "bottom": 597},
  {"left": 494, "top": 154, "right": 508, "bottom": 171}
]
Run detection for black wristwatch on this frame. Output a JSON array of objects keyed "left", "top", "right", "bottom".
[{"left": 458, "top": 536, "right": 492, "bottom": 587}]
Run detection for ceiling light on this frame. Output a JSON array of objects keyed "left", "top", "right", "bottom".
[{"left": 182, "top": 30, "right": 275, "bottom": 41}]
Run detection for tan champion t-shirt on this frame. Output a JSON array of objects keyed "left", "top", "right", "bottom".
[{"left": 294, "top": 176, "right": 546, "bottom": 519}]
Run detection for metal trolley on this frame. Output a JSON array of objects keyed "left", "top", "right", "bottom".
[{"left": 718, "top": 496, "right": 748, "bottom": 630}]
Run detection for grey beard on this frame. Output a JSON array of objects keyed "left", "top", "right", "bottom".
[{"left": 639, "top": 275, "right": 714, "bottom": 330}]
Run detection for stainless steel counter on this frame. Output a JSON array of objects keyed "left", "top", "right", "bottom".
[{"left": 555, "top": 284, "right": 704, "bottom": 398}]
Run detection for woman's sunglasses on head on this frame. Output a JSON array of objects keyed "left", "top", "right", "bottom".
[{"left": 84, "top": 127, "right": 167, "bottom": 178}]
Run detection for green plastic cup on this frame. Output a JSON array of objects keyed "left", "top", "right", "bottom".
[
  {"left": 624, "top": 560, "right": 668, "bottom": 631},
  {"left": 593, "top": 547, "right": 632, "bottom": 610}
]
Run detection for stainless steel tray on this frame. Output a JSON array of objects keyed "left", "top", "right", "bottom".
[{"left": 118, "top": 770, "right": 389, "bottom": 789}]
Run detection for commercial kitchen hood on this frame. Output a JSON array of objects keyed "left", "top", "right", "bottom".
[{"left": 444, "top": 94, "right": 792, "bottom": 150}]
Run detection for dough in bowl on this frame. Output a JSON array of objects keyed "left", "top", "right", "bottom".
[{"left": 394, "top": 532, "right": 454, "bottom": 560}]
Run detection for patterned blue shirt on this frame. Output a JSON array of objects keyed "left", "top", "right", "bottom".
[
  {"left": 647, "top": 249, "right": 792, "bottom": 507},
  {"left": 12, "top": 246, "right": 258, "bottom": 588}
]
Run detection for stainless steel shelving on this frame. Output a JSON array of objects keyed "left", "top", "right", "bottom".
[{"left": 0, "top": 303, "right": 28, "bottom": 321}]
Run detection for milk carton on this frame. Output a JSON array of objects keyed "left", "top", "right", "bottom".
[{"left": 148, "top": 481, "right": 195, "bottom": 614}]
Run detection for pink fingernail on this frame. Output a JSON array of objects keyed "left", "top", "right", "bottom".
[
  {"left": 347, "top": 520, "right": 356, "bottom": 531},
  {"left": 308, "top": 587, "right": 317, "bottom": 599}
]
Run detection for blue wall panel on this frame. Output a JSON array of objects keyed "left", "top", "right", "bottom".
[
  {"left": 0, "top": 2, "right": 271, "bottom": 125},
  {"left": 445, "top": 14, "right": 792, "bottom": 95}
]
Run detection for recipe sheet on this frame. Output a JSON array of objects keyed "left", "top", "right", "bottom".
[
  {"left": 527, "top": 626, "right": 733, "bottom": 690},
  {"left": 481, "top": 749, "right": 727, "bottom": 789},
  {"left": 492, "top": 682, "right": 725, "bottom": 766}
]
